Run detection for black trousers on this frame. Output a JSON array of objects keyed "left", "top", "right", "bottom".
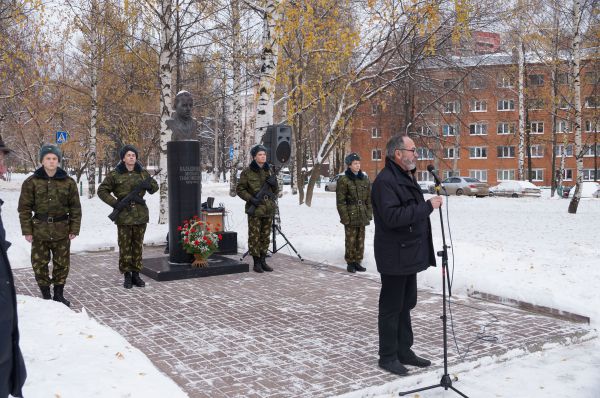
[{"left": 378, "top": 273, "right": 417, "bottom": 363}]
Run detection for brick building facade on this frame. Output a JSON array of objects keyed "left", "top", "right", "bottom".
[{"left": 351, "top": 53, "right": 600, "bottom": 187}]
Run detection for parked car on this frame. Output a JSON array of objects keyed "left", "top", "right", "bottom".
[
  {"left": 282, "top": 174, "right": 291, "bottom": 185},
  {"left": 324, "top": 173, "right": 344, "bottom": 192},
  {"left": 567, "top": 181, "right": 600, "bottom": 198},
  {"left": 440, "top": 176, "right": 489, "bottom": 197},
  {"left": 418, "top": 180, "right": 436, "bottom": 194},
  {"left": 489, "top": 180, "right": 541, "bottom": 198}
]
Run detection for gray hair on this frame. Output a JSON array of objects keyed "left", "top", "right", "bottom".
[{"left": 385, "top": 135, "right": 406, "bottom": 159}]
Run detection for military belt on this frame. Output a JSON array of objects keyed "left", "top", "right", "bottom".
[{"left": 34, "top": 213, "right": 69, "bottom": 223}]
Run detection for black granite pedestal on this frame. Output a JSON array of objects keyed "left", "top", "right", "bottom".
[{"left": 142, "top": 253, "right": 248, "bottom": 281}]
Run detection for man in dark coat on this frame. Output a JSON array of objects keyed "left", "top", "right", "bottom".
[
  {"left": 1, "top": 198, "right": 27, "bottom": 397},
  {"left": 371, "top": 135, "right": 443, "bottom": 376}
]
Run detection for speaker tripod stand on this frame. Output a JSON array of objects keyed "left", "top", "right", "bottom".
[{"left": 398, "top": 184, "right": 468, "bottom": 398}]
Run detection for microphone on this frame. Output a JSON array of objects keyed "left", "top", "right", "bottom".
[{"left": 427, "top": 164, "right": 442, "bottom": 186}]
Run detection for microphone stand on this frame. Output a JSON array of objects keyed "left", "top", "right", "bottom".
[{"left": 398, "top": 182, "right": 468, "bottom": 397}]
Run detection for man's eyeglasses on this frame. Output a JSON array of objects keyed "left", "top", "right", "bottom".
[{"left": 398, "top": 148, "right": 417, "bottom": 154}]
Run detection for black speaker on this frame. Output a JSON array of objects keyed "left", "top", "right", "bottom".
[{"left": 263, "top": 124, "right": 292, "bottom": 168}]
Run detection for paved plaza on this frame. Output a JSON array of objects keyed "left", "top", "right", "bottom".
[{"left": 12, "top": 247, "right": 594, "bottom": 398}]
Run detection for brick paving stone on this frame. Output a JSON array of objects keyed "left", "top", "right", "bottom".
[{"left": 12, "top": 246, "right": 594, "bottom": 398}]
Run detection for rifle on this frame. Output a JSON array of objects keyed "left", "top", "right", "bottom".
[
  {"left": 108, "top": 168, "right": 161, "bottom": 222},
  {"left": 247, "top": 177, "right": 277, "bottom": 216}
]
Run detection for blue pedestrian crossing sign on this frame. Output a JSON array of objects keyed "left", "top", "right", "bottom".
[{"left": 56, "top": 131, "right": 68, "bottom": 144}]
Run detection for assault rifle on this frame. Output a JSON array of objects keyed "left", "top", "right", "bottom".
[
  {"left": 108, "top": 168, "right": 161, "bottom": 222},
  {"left": 246, "top": 175, "right": 277, "bottom": 216}
]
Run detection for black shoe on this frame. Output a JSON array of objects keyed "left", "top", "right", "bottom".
[
  {"left": 378, "top": 359, "right": 408, "bottom": 376},
  {"left": 346, "top": 263, "right": 356, "bottom": 273},
  {"left": 131, "top": 271, "right": 145, "bottom": 287},
  {"left": 260, "top": 256, "right": 273, "bottom": 272},
  {"left": 252, "top": 256, "right": 264, "bottom": 273},
  {"left": 39, "top": 285, "right": 52, "bottom": 300},
  {"left": 52, "top": 285, "right": 71, "bottom": 307},
  {"left": 399, "top": 350, "right": 432, "bottom": 367},
  {"left": 354, "top": 262, "right": 367, "bottom": 272},
  {"left": 123, "top": 272, "right": 133, "bottom": 289}
]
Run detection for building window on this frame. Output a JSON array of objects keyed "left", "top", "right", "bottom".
[
  {"left": 497, "top": 75, "right": 513, "bottom": 88},
  {"left": 583, "top": 144, "right": 600, "bottom": 157},
  {"left": 371, "top": 103, "right": 381, "bottom": 115},
  {"left": 529, "top": 121, "right": 544, "bottom": 134},
  {"left": 530, "top": 144, "right": 544, "bottom": 158},
  {"left": 497, "top": 122, "right": 515, "bottom": 135},
  {"left": 527, "top": 98, "right": 545, "bottom": 110},
  {"left": 372, "top": 149, "right": 382, "bottom": 160},
  {"left": 558, "top": 99, "right": 570, "bottom": 109},
  {"left": 469, "top": 123, "right": 488, "bottom": 135},
  {"left": 443, "top": 101, "right": 459, "bottom": 113},
  {"left": 416, "top": 126, "right": 436, "bottom": 136},
  {"left": 584, "top": 72, "right": 599, "bottom": 85},
  {"left": 529, "top": 74, "right": 545, "bottom": 86},
  {"left": 417, "top": 171, "right": 434, "bottom": 182},
  {"left": 417, "top": 147, "right": 435, "bottom": 160},
  {"left": 470, "top": 100, "right": 487, "bottom": 112},
  {"left": 443, "top": 79, "right": 461, "bottom": 90},
  {"left": 443, "top": 170, "right": 460, "bottom": 179},
  {"left": 557, "top": 72, "right": 570, "bottom": 85},
  {"left": 497, "top": 146, "right": 515, "bottom": 158},
  {"left": 555, "top": 144, "right": 574, "bottom": 157},
  {"left": 497, "top": 169, "right": 515, "bottom": 181},
  {"left": 582, "top": 169, "right": 598, "bottom": 181},
  {"left": 497, "top": 99, "right": 515, "bottom": 111},
  {"left": 442, "top": 124, "right": 458, "bottom": 136},
  {"left": 371, "top": 127, "right": 381, "bottom": 138},
  {"left": 469, "top": 169, "right": 488, "bottom": 181},
  {"left": 585, "top": 120, "right": 598, "bottom": 132},
  {"left": 557, "top": 120, "right": 571, "bottom": 133},
  {"left": 530, "top": 168, "right": 544, "bottom": 181},
  {"left": 469, "top": 77, "right": 487, "bottom": 90},
  {"left": 469, "top": 147, "right": 487, "bottom": 159},
  {"left": 444, "top": 147, "right": 460, "bottom": 159},
  {"left": 585, "top": 97, "right": 599, "bottom": 109},
  {"left": 562, "top": 169, "right": 573, "bottom": 181}
]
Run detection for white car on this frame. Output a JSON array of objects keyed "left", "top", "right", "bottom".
[
  {"left": 418, "top": 180, "right": 436, "bottom": 194},
  {"left": 567, "top": 181, "right": 600, "bottom": 198},
  {"left": 489, "top": 180, "right": 541, "bottom": 198}
]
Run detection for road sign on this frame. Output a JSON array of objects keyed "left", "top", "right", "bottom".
[
  {"left": 56, "top": 131, "right": 68, "bottom": 144},
  {"left": 229, "top": 145, "right": 234, "bottom": 160},
  {"left": 225, "top": 160, "right": 232, "bottom": 168}
]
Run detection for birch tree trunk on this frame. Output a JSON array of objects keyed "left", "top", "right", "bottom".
[
  {"left": 568, "top": 0, "right": 583, "bottom": 214},
  {"left": 87, "top": 0, "right": 99, "bottom": 199},
  {"left": 229, "top": 0, "right": 242, "bottom": 197},
  {"left": 518, "top": 39, "right": 526, "bottom": 180},
  {"left": 158, "top": 0, "right": 175, "bottom": 224},
  {"left": 254, "top": 0, "right": 280, "bottom": 142}
]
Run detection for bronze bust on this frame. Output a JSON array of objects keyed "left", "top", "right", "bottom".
[{"left": 167, "top": 91, "right": 198, "bottom": 141}]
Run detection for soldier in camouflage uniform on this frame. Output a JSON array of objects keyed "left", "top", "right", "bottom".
[
  {"left": 98, "top": 145, "right": 159, "bottom": 289},
  {"left": 236, "top": 145, "right": 279, "bottom": 273},
  {"left": 336, "top": 153, "right": 372, "bottom": 273},
  {"left": 18, "top": 144, "right": 81, "bottom": 306}
]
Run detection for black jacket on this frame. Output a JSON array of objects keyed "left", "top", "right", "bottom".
[
  {"left": 371, "top": 158, "right": 436, "bottom": 275},
  {"left": 0, "top": 199, "right": 27, "bottom": 397}
]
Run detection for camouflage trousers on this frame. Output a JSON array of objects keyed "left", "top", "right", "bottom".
[
  {"left": 31, "top": 238, "right": 71, "bottom": 286},
  {"left": 344, "top": 225, "right": 365, "bottom": 263},
  {"left": 248, "top": 216, "right": 272, "bottom": 257},
  {"left": 117, "top": 224, "right": 147, "bottom": 273}
]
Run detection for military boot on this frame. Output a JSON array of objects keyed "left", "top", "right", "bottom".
[
  {"left": 347, "top": 263, "right": 356, "bottom": 273},
  {"left": 260, "top": 256, "right": 273, "bottom": 272},
  {"left": 131, "top": 271, "right": 146, "bottom": 287},
  {"left": 39, "top": 285, "right": 52, "bottom": 300},
  {"left": 354, "top": 262, "right": 367, "bottom": 272},
  {"left": 52, "top": 285, "right": 71, "bottom": 307},
  {"left": 123, "top": 272, "right": 133, "bottom": 289},
  {"left": 252, "top": 256, "right": 264, "bottom": 273}
]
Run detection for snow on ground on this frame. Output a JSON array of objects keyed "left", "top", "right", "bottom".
[
  {"left": 2, "top": 173, "right": 599, "bottom": 397},
  {"left": 17, "top": 295, "right": 187, "bottom": 398}
]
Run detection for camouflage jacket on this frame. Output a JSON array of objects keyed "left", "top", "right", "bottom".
[
  {"left": 236, "top": 161, "right": 279, "bottom": 218},
  {"left": 18, "top": 167, "right": 82, "bottom": 241},
  {"left": 97, "top": 162, "right": 159, "bottom": 225},
  {"left": 336, "top": 169, "right": 373, "bottom": 226}
]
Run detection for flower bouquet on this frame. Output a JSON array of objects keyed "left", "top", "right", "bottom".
[{"left": 178, "top": 216, "right": 222, "bottom": 267}]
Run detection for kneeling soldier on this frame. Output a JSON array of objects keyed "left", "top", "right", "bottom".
[
  {"left": 236, "top": 145, "right": 279, "bottom": 273},
  {"left": 98, "top": 145, "right": 158, "bottom": 288},
  {"left": 18, "top": 144, "right": 81, "bottom": 306},
  {"left": 336, "top": 153, "right": 372, "bottom": 273}
]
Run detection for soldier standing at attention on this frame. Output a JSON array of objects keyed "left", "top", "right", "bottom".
[
  {"left": 236, "top": 145, "right": 279, "bottom": 273},
  {"left": 98, "top": 145, "right": 158, "bottom": 289},
  {"left": 336, "top": 153, "right": 372, "bottom": 273},
  {"left": 18, "top": 144, "right": 81, "bottom": 306}
]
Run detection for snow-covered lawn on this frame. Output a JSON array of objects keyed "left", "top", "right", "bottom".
[{"left": 2, "top": 173, "right": 599, "bottom": 397}]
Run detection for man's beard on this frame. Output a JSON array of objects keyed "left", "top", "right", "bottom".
[{"left": 402, "top": 158, "right": 416, "bottom": 170}]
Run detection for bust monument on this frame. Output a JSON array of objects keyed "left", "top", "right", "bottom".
[{"left": 167, "top": 91, "right": 198, "bottom": 141}]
